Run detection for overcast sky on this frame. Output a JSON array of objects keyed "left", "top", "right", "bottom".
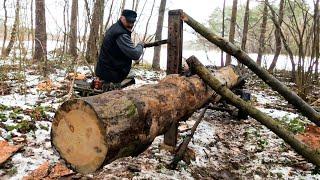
[{"left": 0, "top": 0, "right": 316, "bottom": 41}]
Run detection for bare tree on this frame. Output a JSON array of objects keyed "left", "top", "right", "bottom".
[
  {"left": 3, "top": 0, "right": 20, "bottom": 57},
  {"left": 256, "top": 1, "right": 268, "bottom": 66},
  {"left": 86, "top": 0, "right": 104, "bottom": 63},
  {"left": 104, "top": 0, "right": 115, "bottom": 31},
  {"left": 34, "top": 0, "right": 47, "bottom": 77},
  {"left": 225, "top": 0, "right": 238, "bottom": 65},
  {"left": 268, "top": 0, "right": 284, "bottom": 72},
  {"left": 69, "top": 0, "right": 78, "bottom": 57},
  {"left": 142, "top": 0, "right": 156, "bottom": 41},
  {"left": 1, "top": 0, "right": 8, "bottom": 56},
  {"left": 241, "top": 0, "right": 250, "bottom": 52},
  {"left": 152, "top": 0, "right": 167, "bottom": 70},
  {"left": 221, "top": 0, "right": 226, "bottom": 67},
  {"left": 121, "top": 0, "right": 126, "bottom": 13},
  {"left": 313, "top": 0, "right": 319, "bottom": 81}
]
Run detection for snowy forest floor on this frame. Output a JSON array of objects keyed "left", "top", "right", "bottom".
[{"left": 0, "top": 59, "right": 320, "bottom": 179}]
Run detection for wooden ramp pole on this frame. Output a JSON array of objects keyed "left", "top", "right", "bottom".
[
  {"left": 181, "top": 12, "right": 320, "bottom": 126},
  {"left": 51, "top": 67, "right": 240, "bottom": 174},
  {"left": 187, "top": 56, "right": 320, "bottom": 167}
]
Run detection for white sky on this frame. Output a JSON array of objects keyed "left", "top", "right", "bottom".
[{"left": 0, "top": 0, "right": 316, "bottom": 42}]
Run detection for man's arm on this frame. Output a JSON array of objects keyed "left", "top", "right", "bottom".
[{"left": 116, "top": 34, "right": 143, "bottom": 60}]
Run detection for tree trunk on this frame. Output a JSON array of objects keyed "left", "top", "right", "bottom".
[
  {"left": 152, "top": 0, "right": 167, "bottom": 70},
  {"left": 266, "top": 2, "right": 296, "bottom": 81},
  {"left": 69, "top": 0, "right": 78, "bottom": 57},
  {"left": 314, "top": 0, "right": 319, "bottom": 81},
  {"left": 256, "top": 1, "right": 268, "bottom": 66},
  {"left": 221, "top": 0, "right": 226, "bottom": 67},
  {"left": 51, "top": 66, "right": 241, "bottom": 174},
  {"left": 86, "top": 0, "right": 104, "bottom": 64},
  {"left": 3, "top": 0, "right": 20, "bottom": 57},
  {"left": 241, "top": 0, "right": 250, "bottom": 52},
  {"left": 34, "top": 0, "right": 47, "bottom": 77},
  {"left": 1, "top": 0, "right": 8, "bottom": 57},
  {"left": 186, "top": 56, "right": 320, "bottom": 169},
  {"left": 142, "top": 0, "right": 156, "bottom": 42},
  {"left": 225, "top": 0, "right": 237, "bottom": 65},
  {"left": 268, "top": 0, "right": 284, "bottom": 72},
  {"left": 181, "top": 12, "right": 320, "bottom": 125}
]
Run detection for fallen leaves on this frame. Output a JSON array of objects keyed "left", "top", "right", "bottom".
[
  {"left": 297, "top": 125, "right": 320, "bottom": 150},
  {"left": 0, "top": 140, "right": 23, "bottom": 165},
  {"left": 23, "top": 162, "right": 74, "bottom": 180},
  {"left": 67, "top": 73, "right": 86, "bottom": 80}
]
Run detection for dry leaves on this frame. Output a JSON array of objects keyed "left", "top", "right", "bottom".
[
  {"left": 23, "top": 162, "right": 74, "bottom": 180},
  {"left": 67, "top": 73, "right": 86, "bottom": 80},
  {"left": 0, "top": 140, "right": 23, "bottom": 165}
]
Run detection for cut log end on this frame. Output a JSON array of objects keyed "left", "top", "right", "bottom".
[{"left": 51, "top": 99, "right": 108, "bottom": 174}]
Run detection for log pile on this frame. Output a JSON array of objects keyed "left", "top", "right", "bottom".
[{"left": 51, "top": 66, "right": 241, "bottom": 174}]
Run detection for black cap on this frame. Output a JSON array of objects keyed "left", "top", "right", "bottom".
[{"left": 122, "top": 9, "right": 137, "bottom": 23}]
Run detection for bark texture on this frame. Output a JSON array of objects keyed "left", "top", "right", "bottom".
[
  {"left": 187, "top": 56, "right": 320, "bottom": 168},
  {"left": 152, "top": 0, "right": 167, "bottom": 70},
  {"left": 241, "top": 0, "right": 250, "bottom": 52},
  {"left": 69, "top": 0, "right": 78, "bottom": 57},
  {"left": 181, "top": 12, "right": 320, "bottom": 125},
  {"left": 256, "top": 1, "right": 268, "bottom": 66},
  {"left": 51, "top": 66, "right": 240, "bottom": 174},
  {"left": 225, "top": 0, "right": 238, "bottom": 65}
]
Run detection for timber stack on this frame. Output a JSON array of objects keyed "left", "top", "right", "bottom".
[{"left": 51, "top": 66, "right": 241, "bottom": 174}]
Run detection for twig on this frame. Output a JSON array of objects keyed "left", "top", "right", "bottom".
[{"left": 168, "top": 106, "right": 208, "bottom": 170}]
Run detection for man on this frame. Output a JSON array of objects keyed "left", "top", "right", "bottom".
[{"left": 95, "top": 10, "right": 143, "bottom": 86}]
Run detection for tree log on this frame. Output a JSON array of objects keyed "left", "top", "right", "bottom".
[
  {"left": 181, "top": 12, "right": 320, "bottom": 126},
  {"left": 51, "top": 66, "right": 240, "bottom": 174},
  {"left": 187, "top": 56, "right": 320, "bottom": 167}
]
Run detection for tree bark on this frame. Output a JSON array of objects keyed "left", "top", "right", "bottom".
[
  {"left": 34, "top": 0, "right": 47, "bottom": 77},
  {"left": 86, "top": 0, "right": 104, "bottom": 64},
  {"left": 181, "top": 12, "right": 320, "bottom": 125},
  {"left": 221, "top": 0, "right": 226, "bottom": 67},
  {"left": 152, "top": 0, "right": 167, "bottom": 70},
  {"left": 1, "top": 0, "right": 8, "bottom": 57},
  {"left": 51, "top": 66, "right": 241, "bottom": 174},
  {"left": 69, "top": 0, "right": 78, "bottom": 57},
  {"left": 3, "top": 0, "right": 20, "bottom": 57},
  {"left": 241, "top": 0, "right": 250, "bottom": 52},
  {"left": 186, "top": 56, "right": 320, "bottom": 169},
  {"left": 256, "top": 1, "right": 268, "bottom": 66},
  {"left": 225, "top": 0, "right": 237, "bottom": 65},
  {"left": 268, "top": 0, "right": 284, "bottom": 72}
]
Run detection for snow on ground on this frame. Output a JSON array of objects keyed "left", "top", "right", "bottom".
[{"left": 1, "top": 56, "right": 320, "bottom": 179}]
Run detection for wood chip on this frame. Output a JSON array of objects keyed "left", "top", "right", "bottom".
[
  {"left": 0, "top": 140, "right": 23, "bottom": 165},
  {"left": 23, "top": 161, "right": 50, "bottom": 180},
  {"left": 48, "top": 162, "right": 74, "bottom": 178}
]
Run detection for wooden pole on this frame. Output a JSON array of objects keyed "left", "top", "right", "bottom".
[
  {"left": 186, "top": 56, "right": 320, "bottom": 167},
  {"left": 164, "top": 9, "right": 184, "bottom": 147},
  {"left": 181, "top": 12, "right": 320, "bottom": 126}
]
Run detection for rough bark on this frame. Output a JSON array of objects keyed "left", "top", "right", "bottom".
[
  {"left": 225, "top": 0, "right": 238, "bottom": 65},
  {"left": 3, "top": 0, "right": 20, "bottom": 57},
  {"left": 86, "top": 0, "right": 104, "bottom": 64},
  {"left": 221, "top": 0, "right": 226, "bottom": 66},
  {"left": 34, "top": 0, "right": 47, "bottom": 77},
  {"left": 1, "top": 0, "right": 8, "bottom": 57},
  {"left": 268, "top": 0, "right": 284, "bottom": 72},
  {"left": 51, "top": 66, "right": 240, "bottom": 174},
  {"left": 187, "top": 56, "right": 320, "bottom": 169},
  {"left": 181, "top": 12, "right": 320, "bottom": 125},
  {"left": 256, "top": 1, "right": 268, "bottom": 66},
  {"left": 241, "top": 0, "right": 250, "bottom": 52},
  {"left": 69, "top": 0, "right": 78, "bottom": 57},
  {"left": 152, "top": 0, "right": 167, "bottom": 70}
]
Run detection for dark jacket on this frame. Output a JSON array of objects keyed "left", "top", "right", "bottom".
[{"left": 95, "top": 20, "right": 143, "bottom": 83}]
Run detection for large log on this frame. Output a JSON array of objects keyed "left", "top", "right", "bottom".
[
  {"left": 51, "top": 66, "right": 240, "bottom": 174},
  {"left": 187, "top": 56, "right": 320, "bottom": 167},
  {"left": 181, "top": 12, "right": 320, "bottom": 126}
]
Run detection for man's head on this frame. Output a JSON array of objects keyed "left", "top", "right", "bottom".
[{"left": 120, "top": 9, "right": 137, "bottom": 31}]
